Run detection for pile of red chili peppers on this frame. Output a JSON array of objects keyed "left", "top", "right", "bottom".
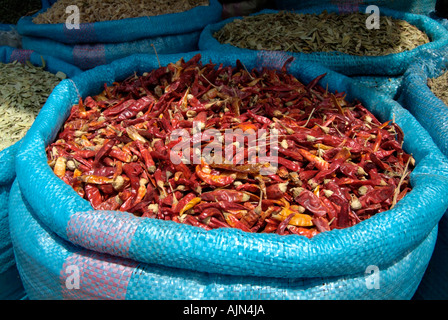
[{"left": 46, "top": 54, "right": 413, "bottom": 238}]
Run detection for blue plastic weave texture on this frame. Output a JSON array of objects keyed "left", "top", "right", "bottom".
[
  {"left": 0, "top": 142, "right": 21, "bottom": 275},
  {"left": 19, "top": 0, "right": 222, "bottom": 44},
  {"left": 399, "top": 47, "right": 448, "bottom": 162},
  {"left": 21, "top": 30, "right": 203, "bottom": 71},
  {"left": 12, "top": 51, "right": 448, "bottom": 299},
  {"left": 198, "top": 6, "right": 448, "bottom": 76},
  {"left": 8, "top": 179, "right": 439, "bottom": 300},
  {"left": 399, "top": 46, "right": 448, "bottom": 299},
  {"left": 351, "top": 75, "right": 403, "bottom": 100},
  {"left": 0, "top": 24, "right": 15, "bottom": 31}
]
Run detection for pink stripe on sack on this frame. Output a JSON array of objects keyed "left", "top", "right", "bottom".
[
  {"left": 256, "top": 50, "right": 294, "bottom": 72},
  {"left": 73, "top": 44, "right": 106, "bottom": 70},
  {"left": 67, "top": 210, "right": 141, "bottom": 257},
  {"left": 60, "top": 250, "right": 138, "bottom": 300},
  {"left": 331, "top": 0, "right": 363, "bottom": 13},
  {"left": 9, "top": 49, "right": 33, "bottom": 64}
]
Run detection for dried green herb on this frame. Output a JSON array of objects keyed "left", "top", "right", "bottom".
[
  {"left": 428, "top": 70, "right": 448, "bottom": 106},
  {"left": 33, "top": 0, "right": 209, "bottom": 24},
  {"left": 0, "top": 60, "right": 65, "bottom": 151},
  {"left": 214, "top": 11, "right": 430, "bottom": 56}
]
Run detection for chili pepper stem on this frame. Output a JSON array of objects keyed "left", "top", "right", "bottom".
[{"left": 391, "top": 156, "right": 412, "bottom": 209}]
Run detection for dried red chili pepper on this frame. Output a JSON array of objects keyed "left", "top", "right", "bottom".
[
  {"left": 173, "top": 192, "right": 198, "bottom": 214},
  {"left": 47, "top": 54, "right": 413, "bottom": 237},
  {"left": 201, "top": 190, "right": 249, "bottom": 203},
  {"left": 265, "top": 182, "right": 289, "bottom": 200},
  {"left": 294, "top": 189, "right": 328, "bottom": 217}
]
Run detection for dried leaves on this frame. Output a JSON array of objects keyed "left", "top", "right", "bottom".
[
  {"left": 214, "top": 11, "right": 430, "bottom": 56},
  {"left": 0, "top": 61, "right": 65, "bottom": 151},
  {"left": 33, "top": 0, "right": 209, "bottom": 24},
  {"left": 428, "top": 70, "right": 448, "bottom": 106}
]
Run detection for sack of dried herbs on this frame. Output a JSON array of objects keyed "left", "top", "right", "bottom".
[
  {"left": 17, "top": 0, "right": 222, "bottom": 70},
  {"left": 400, "top": 47, "right": 448, "bottom": 158},
  {"left": 199, "top": 6, "right": 448, "bottom": 76},
  {"left": 0, "top": 45, "right": 81, "bottom": 299},
  {"left": 399, "top": 47, "right": 448, "bottom": 299},
  {"left": 9, "top": 50, "right": 448, "bottom": 299}
]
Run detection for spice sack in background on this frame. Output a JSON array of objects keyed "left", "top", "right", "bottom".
[{"left": 17, "top": 0, "right": 222, "bottom": 70}]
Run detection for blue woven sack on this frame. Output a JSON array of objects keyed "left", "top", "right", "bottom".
[
  {"left": 350, "top": 75, "right": 403, "bottom": 100},
  {"left": 398, "top": 46, "right": 448, "bottom": 299},
  {"left": 20, "top": 31, "right": 202, "bottom": 71},
  {"left": 19, "top": 0, "right": 222, "bottom": 45},
  {"left": 0, "top": 46, "right": 81, "bottom": 299},
  {"left": 18, "top": 0, "right": 222, "bottom": 70},
  {"left": 8, "top": 178, "right": 439, "bottom": 300},
  {"left": 274, "top": 0, "right": 437, "bottom": 15},
  {"left": 10, "top": 51, "right": 448, "bottom": 300},
  {"left": 0, "top": 142, "right": 22, "bottom": 274},
  {"left": 399, "top": 47, "right": 448, "bottom": 158},
  {"left": 198, "top": 6, "right": 448, "bottom": 77},
  {"left": 0, "top": 24, "right": 15, "bottom": 31}
]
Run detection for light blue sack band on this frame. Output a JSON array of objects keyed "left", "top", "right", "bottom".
[
  {"left": 19, "top": 0, "right": 222, "bottom": 44},
  {"left": 8, "top": 179, "right": 439, "bottom": 299},
  {"left": 21, "top": 30, "right": 202, "bottom": 70},
  {"left": 399, "top": 46, "right": 448, "bottom": 300}
]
